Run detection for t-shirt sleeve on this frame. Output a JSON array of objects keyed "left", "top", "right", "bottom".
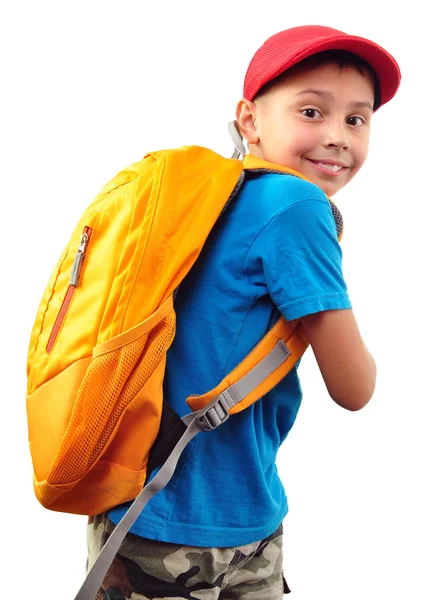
[{"left": 251, "top": 197, "right": 352, "bottom": 321}]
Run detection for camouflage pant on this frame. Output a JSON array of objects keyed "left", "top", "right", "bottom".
[{"left": 86, "top": 514, "right": 289, "bottom": 599}]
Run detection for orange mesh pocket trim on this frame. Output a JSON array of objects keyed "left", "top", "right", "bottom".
[{"left": 47, "top": 310, "right": 176, "bottom": 485}]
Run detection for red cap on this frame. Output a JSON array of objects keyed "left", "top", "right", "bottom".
[{"left": 243, "top": 25, "right": 401, "bottom": 109}]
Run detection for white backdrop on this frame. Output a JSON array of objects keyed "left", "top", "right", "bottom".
[{"left": 2, "top": 1, "right": 421, "bottom": 599}]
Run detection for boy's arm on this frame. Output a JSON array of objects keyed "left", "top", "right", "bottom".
[{"left": 300, "top": 309, "right": 377, "bottom": 411}]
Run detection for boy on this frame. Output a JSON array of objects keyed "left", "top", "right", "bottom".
[{"left": 87, "top": 25, "right": 401, "bottom": 599}]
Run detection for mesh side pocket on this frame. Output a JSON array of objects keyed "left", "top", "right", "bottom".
[{"left": 47, "top": 311, "right": 176, "bottom": 485}]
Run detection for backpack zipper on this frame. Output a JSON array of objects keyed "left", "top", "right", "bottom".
[{"left": 46, "top": 226, "right": 93, "bottom": 353}]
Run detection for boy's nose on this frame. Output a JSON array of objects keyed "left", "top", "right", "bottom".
[{"left": 324, "top": 126, "right": 351, "bottom": 151}]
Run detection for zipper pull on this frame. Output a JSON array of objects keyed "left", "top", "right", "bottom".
[{"left": 70, "top": 232, "right": 89, "bottom": 286}]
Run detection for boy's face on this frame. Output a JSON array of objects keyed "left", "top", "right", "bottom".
[{"left": 238, "top": 63, "right": 375, "bottom": 196}]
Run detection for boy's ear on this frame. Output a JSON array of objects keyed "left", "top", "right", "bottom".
[{"left": 236, "top": 98, "right": 260, "bottom": 144}]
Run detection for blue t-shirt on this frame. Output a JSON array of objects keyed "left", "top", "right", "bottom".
[{"left": 108, "top": 171, "right": 352, "bottom": 547}]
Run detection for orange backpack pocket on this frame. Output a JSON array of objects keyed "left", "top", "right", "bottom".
[{"left": 27, "top": 296, "right": 175, "bottom": 514}]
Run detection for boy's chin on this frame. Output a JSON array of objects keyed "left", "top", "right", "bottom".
[
  {"left": 310, "top": 178, "right": 345, "bottom": 197},
  {"left": 320, "top": 183, "right": 341, "bottom": 196}
]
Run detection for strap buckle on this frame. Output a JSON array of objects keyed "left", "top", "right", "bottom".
[{"left": 197, "top": 394, "right": 231, "bottom": 431}]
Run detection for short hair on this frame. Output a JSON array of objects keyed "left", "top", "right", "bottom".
[{"left": 253, "top": 49, "right": 381, "bottom": 110}]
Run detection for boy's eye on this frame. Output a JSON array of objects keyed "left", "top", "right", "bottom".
[
  {"left": 302, "top": 108, "right": 322, "bottom": 119},
  {"left": 347, "top": 116, "right": 365, "bottom": 127}
]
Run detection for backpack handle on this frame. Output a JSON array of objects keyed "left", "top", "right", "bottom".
[{"left": 228, "top": 120, "right": 247, "bottom": 159}]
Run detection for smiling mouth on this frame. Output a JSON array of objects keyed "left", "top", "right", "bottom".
[{"left": 305, "top": 159, "right": 350, "bottom": 175}]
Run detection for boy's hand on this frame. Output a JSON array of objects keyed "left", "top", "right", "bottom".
[{"left": 300, "top": 309, "right": 376, "bottom": 411}]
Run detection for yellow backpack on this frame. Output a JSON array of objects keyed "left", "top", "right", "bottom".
[{"left": 26, "top": 145, "right": 343, "bottom": 600}]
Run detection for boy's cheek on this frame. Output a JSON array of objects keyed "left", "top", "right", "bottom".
[{"left": 354, "top": 147, "right": 370, "bottom": 173}]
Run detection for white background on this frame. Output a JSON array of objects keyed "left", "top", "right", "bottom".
[{"left": 2, "top": 1, "right": 421, "bottom": 599}]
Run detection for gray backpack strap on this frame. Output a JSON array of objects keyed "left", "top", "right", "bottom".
[
  {"left": 73, "top": 338, "right": 291, "bottom": 600},
  {"left": 228, "top": 120, "right": 247, "bottom": 159},
  {"left": 74, "top": 414, "right": 202, "bottom": 600}
]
